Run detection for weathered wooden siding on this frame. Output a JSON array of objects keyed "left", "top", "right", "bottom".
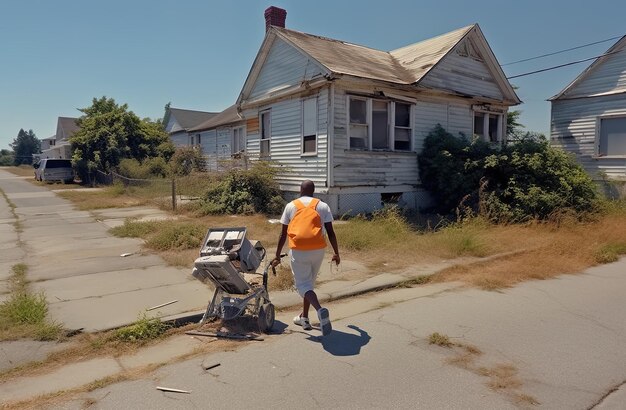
[
  {"left": 332, "top": 87, "right": 476, "bottom": 187},
  {"left": 170, "top": 131, "right": 189, "bottom": 148},
  {"left": 332, "top": 87, "right": 418, "bottom": 187},
  {"left": 561, "top": 47, "right": 626, "bottom": 98},
  {"left": 249, "top": 38, "right": 325, "bottom": 100},
  {"left": 420, "top": 44, "right": 504, "bottom": 101},
  {"left": 551, "top": 93, "right": 626, "bottom": 179},
  {"left": 244, "top": 88, "right": 329, "bottom": 189}
]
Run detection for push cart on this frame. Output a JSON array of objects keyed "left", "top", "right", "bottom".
[{"left": 191, "top": 227, "right": 277, "bottom": 333}]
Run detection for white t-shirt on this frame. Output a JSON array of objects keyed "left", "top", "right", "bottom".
[{"left": 279, "top": 196, "right": 333, "bottom": 226}]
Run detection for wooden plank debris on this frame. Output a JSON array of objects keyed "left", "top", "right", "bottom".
[
  {"left": 202, "top": 362, "right": 221, "bottom": 371},
  {"left": 156, "top": 386, "right": 191, "bottom": 394},
  {"left": 146, "top": 300, "right": 178, "bottom": 311}
]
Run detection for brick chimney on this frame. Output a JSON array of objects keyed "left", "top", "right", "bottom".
[{"left": 265, "top": 6, "right": 287, "bottom": 32}]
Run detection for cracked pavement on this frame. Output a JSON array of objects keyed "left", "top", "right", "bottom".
[{"left": 52, "top": 257, "right": 626, "bottom": 409}]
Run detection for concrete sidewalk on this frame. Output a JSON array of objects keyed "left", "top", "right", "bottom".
[{"left": 0, "top": 169, "right": 209, "bottom": 332}]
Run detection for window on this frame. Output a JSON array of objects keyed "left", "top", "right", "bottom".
[
  {"left": 232, "top": 127, "right": 246, "bottom": 154},
  {"left": 302, "top": 98, "right": 317, "bottom": 154},
  {"left": 260, "top": 110, "right": 271, "bottom": 159},
  {"left": 196, "top": 134, "right": 201, "bottom": 145},
  {"left": 348, "top": 96, "right": 413, "bottom": 151},
  {"left": 599, "top": 116, "right": 626, "bottom": 156},
  {"left": 372, "top": 100, "right": 389, "bottom": 149},
  {"left": 349, "top": 97, "right": 368, "bottom": 149},
  {"left": 473, "top": 111, "right": 503, "bottom": 143},
  {"left": 394, "top": 102, "right": 412, "bottom": 151}
]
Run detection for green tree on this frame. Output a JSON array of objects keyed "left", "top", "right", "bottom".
[
  {"left": 70, "top": 97, "right": 174, "bottom": 182},
  {"left": 0, "top": 149, "right": 15, "bottom": 166},
  {"left": 506, "top": 110, "right": 524, "bottom": 138},
  {"left": 10, "top": 129, "right": 40, "bottom": 165}
]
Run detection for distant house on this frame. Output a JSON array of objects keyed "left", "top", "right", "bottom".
[
  {"left": 234, "top": 7, "right": 520, "bottom": 214},
  {"left": 188, "top": 104, "right": 246, "bottom": 170},
  {"left": 550, "top": 35, "right": 626, "bottom": 181},
  {"left": 40, "top": 117, "right": 79, "bottom": 159},
  {"left": 164, "top": 107, "right": 218, "bottom": 147}
]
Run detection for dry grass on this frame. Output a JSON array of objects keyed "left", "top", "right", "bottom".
[
  {"left": 430, "top": 214, "right": 626, "bottom": 290},
  {"left": 57, "top": 186, "right": 150, "bottom": 210},
  {"left": 268, "top": 263, "right": 294, "bottom": 291},
  {"left": 3, "top": 165, "right": 36, "bottom": 177}
]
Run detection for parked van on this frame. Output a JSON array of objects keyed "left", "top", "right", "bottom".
[{"left": 34, "top": 159, "right": 74, "bottom": 183}]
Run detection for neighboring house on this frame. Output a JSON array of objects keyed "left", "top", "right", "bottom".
[
  {"left": 188, "top": 104, "right": 246, "bottom": 170},
  {"left": 33, "top": 135, "right": 56, "bottom": 161},
  {"left": 235, "top": 7, "right": 520, "bottom": 214},
  {"left": 40, "top": 117, "right": 79, "bottom": 159},
  {"left": 164, "top": 107, "right": 218, "bottom": 147},
  {"left": 550, "top": 35, "right": 626, "bottom": 181}
]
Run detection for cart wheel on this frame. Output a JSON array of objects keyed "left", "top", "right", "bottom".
[{"left": 257, "top": 303, "right": 275, "bottom": 333}]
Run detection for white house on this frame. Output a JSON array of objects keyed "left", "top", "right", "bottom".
[
  {"left": 164, "top": 107, "right": 218, "bottom": 147},
  {"left": 550, "top": 35, "right": 626, "bottom": 181},
  {"left": 188, "top": 104, "right": 247, "bottom": 171},
  {"left": 40, "top": 117, "right": 79, "bottom": 159},
  {"left": 233, "top": 7, "right": 520, "bottom": 214}
]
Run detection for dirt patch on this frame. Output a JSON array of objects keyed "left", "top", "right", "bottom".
[{"left": 429, "top": 333, "right": 539, "bottom": 406}]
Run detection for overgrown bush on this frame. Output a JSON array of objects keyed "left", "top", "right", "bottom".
[
  {"left": 170, "top": 147, "right": 206, "bottom": 176},
  {"left": 117, "top": 157, "right": 169, "bottom": 179},
  {"left": 199, "top": 162, "right": 286, "bottom": 215},
  {"left": 418, "top": 125, "right": 598, "bottom": 222}
]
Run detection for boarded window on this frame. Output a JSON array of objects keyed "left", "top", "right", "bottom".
[
  {"left": 599, "top": 117, "right": 626, "bottom": 156},
  {"left": 260, "top": 111, "right": 271, "bottom": 159},
  {"left": 372, "top": 100, "right": 389, "bottom": 149},
  {"left": 302, "top": 98, "right": 317, "bottom": 154},
  {"left": 394, "top": 102, "right": 411, "bottom": 151}
]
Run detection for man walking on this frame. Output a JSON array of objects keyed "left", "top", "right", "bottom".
[{"left": 273, "top": 180, "right": 340, "bottom": 336}]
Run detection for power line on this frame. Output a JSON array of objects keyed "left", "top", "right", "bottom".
[
  {"left": 501, "top": 35, "right": 623, "bottom": 66},
  {"left": 506, "top": 49, "right": 624, "bottom": 80}
]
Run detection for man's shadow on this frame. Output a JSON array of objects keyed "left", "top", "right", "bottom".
[{"left": 307, "top": 324, "right": 371, "bottom": 356}]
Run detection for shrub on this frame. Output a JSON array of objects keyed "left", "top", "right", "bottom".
[
  {"left": 199, "top": 162, "right": 286, "bottom": 215},
  {"left": 418, "top": 126, "right": 598, "bottom": 222},
  {"left": 117, "top": 157, "right": 169, "bottom": 179},
  {"left": 170, "top": 147, "right": 205, "bottom": 176}
]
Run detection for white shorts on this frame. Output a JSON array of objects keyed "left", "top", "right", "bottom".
[{"left": 289, "top": 248, "right": 325, "bottom": 297}]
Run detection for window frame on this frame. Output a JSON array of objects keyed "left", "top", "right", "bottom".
[
  {"left": 472, "top": 109, "right": 504, "bottom": 143},
  {"left": 232, "top": 126, "right": 246, "bottom": 154},
  {"left": 347, "top": 95, "right": 414, "bottom": 152},
  {"left": 301, "top": 97, "right": 318, "bottom": 156},
  {"left": 596, "top": 114, "right": 626, "bottom": 158},
  {"left": 259, "top": 110, "right": 271, "bottom": 159}
]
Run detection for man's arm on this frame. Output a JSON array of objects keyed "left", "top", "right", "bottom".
[
  {"left": 272, "top": 224, "right": 289, "bottom": 266},
  {"left": 324, "top": 221, "right": 340, "bottom": 265}
]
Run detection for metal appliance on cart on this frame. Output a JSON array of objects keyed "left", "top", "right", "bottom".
[{"left": 191, "top": 227, "right": 276, "bottom": 333}]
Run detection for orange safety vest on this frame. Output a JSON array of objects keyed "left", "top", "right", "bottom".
[{"left": 287, "top": 198, "right": 327, "bottom": 250}]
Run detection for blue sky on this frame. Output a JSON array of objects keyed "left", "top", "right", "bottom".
[{"left": 1, "top": 0, "right": 625, "bottom": 150}]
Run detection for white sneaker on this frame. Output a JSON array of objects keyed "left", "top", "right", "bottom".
[
  {"left": 293, "top": 315, "right": 312, "bottom": 330},
  {"left": 317, "top": 308, "right": 332, "bottom": 336}
]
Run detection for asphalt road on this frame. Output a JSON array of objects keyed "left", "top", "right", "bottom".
[{"left": 61, "top": 257, "right": 626, "bottom": 409}]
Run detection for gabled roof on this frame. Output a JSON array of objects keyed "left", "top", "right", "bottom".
[
  {"left": 189, "top": 104, "right": 243, "bottom": 132},
  {"left": 550, "top": 35, "right": 626, "bottom": 101},
  {"left": 58, "top": 117, "right": 80, "bottom": 138},
  {"left": 239, "top": 24, "right": 520, "bottom": 105},
  {"left": 167, "top": 108, "right": 219, "bottom": 130}
]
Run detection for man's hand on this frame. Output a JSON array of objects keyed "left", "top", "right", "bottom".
[
  {"left": 331, "top": 254, "right": 340, "bottom": 266},
  {"left": 271, "top": 257, "right": 282, "bottom": 267}
]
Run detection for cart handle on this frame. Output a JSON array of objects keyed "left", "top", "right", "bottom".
[{"left": 270, "top": 253, "right": 288, "bottom": 276}]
